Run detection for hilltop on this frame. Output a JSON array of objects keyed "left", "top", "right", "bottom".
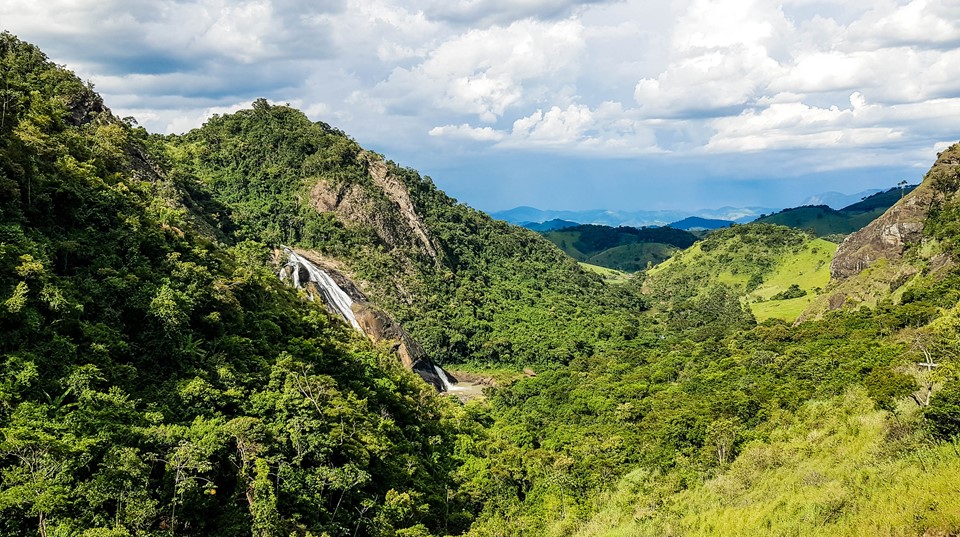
[
  {"left": 753, "top": 185, "right": 917, "bottom": 237},
  {"left": 539, "top": 224, "right": 698, "bottom": 272}
]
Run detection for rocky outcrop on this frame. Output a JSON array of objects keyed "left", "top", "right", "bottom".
[
  {"left": 352, "top": 302, "right": 446, "bottom": 390},
  {"left": 830, "top": 145, "right": 960, "bottom": 281},
  {"left": 309, "top": 152, "right": 439, "bottom": 263},
  {"left": 830, "top": 187, "right": 930, "bottom": 280},
  {"left": 798, "top": 144, "right": 960, "bottom": 322},
  {"left": 364, "top": 154, "right": 439, "bottom": 261}
]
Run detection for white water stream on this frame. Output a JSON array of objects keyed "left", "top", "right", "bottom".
[
  {"left": 281, "top": 248, "right": 362, "bottom": 332},
  {"left": 433, "top": 364, "right": 466, "bottom": 392}
]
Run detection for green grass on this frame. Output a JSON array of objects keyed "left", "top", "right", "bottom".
[
  {"left": 747, "top": 238, "right": 836, "bottom": 322},
  {"left": 579, "top": 262, "right": 632, "bottom": 285},
  {"left": 645, "top": 228, "right": 835, "bottom": 323},
  {"left": 575, "top": 390, "right": 960, "bottom": 537}
]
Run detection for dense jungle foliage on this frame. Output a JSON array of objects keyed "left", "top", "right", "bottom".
[
  {"left": 2, "top": 33, "right": 960, "bottom": 537},
  {"left": 0, "top": 33, "right": 474, "bottom": 537}
]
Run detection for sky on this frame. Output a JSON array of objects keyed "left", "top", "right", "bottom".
[{"left": 3, "top": 0, "right": 960, "bottom": 213}]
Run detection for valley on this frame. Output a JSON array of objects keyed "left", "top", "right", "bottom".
[{"left": 2, "top": 32, "right": 960, "bottom": 537}]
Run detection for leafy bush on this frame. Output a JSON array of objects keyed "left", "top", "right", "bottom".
[{"left": 926, "top": 381, "right": 960, "bottom": 440}]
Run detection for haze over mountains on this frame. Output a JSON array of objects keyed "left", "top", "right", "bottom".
[
  {"left": 493, "top": 188, "right": 889, "bottom": 228},
  {"left": 492, "top": 205, "right": 776, "bottom": 228}
]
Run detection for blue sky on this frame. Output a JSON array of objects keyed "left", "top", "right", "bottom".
[{"left": 4, "top": 0, "right": 959, "bottom": 212}]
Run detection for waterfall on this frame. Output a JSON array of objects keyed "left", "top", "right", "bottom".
[
  {"left": 432, "top": 363, "right": 459, "bottom": 392},
  {"left": 280, "top": 248, "right": 362, "bottom": 332}
]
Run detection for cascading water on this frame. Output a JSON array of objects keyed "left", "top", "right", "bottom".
[
  {"left": 432, "top": 363, "right": 462, "bottom": 392},
  {"left": 278, "top": 247, "right": 470, "bottom": 395},
  {"left": 280, "top": 248, "right": 362, "bottom": 332}
]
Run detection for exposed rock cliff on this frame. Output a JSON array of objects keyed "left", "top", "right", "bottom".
[
  {"left": 309, "top": 151, "right": 439, "bottom": 262},
  {"left": 830, "top": 186, "right": 929, "bottom": 281},
  {"left": 799, "top": 143, "right": 960, "bottom": 320}
]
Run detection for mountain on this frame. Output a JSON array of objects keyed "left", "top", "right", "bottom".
[
  {"left": 540, "top": 224, "right": 698, "bottom": 272},
  {"left": 165, "top": 102, "right": 647, "bottom": 367},
  {"left": 520, "top": 218, "right": 581, "bottom": 231},
  {"left": 492, "top": 205, "right": 779, "bottom": 228},
  {"left": 668, "top": 216, "right": 734, "bottom": 230},
  {"left": 753, "top": 185, "right": 918, "bottom": 237},
  {"left": 802, "top": 188, "right": 884, "bottom": 208},
  {"left": 0, "top": 33, "right": 470, "bottom": 536}
]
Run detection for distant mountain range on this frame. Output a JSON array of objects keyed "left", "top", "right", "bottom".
[
  {"left": 801, "top": 189, "right": 884, "bottom": 209},
  {"left": 493, "top": 206, "right": 778, "bottom": 228},
  {"left": 755, "top": 185, "right": 918, "bottom": 237},
  {"left": 668, "top": 216, "right": 735, "bottom": 230}
]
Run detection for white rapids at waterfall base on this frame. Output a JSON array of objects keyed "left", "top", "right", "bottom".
[
  {"left": 433, "top": 364, "right": 462, "bottom": 392},
  {"left": 280, "top": 248, "right": 362, "bottom": 332}
]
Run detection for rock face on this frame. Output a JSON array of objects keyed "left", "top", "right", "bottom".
[
  {"left": 309, "top": 151, "right": 439, "bottom": 262},
  {"left": 830, "top": 145, "right": 960, "bottom": 281},
  {"left": 830, "top": 188, "right": 929, "bottom": 280},
  {"left": 797, "top": 143, "right": 960, "bottom": 321},
  {"left": 352, "top": 302, "right": 447, "bottom": 391},
  {"left": 277, "top": 248, "right": 448, "bottom": 391}
]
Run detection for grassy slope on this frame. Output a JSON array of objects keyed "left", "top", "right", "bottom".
[
  {"left": 578, "top": 262, "right": 631, "bottom": 285},
  {"left": 575, "top": 391, "right": 960, "bottom": 537},
  {"left": 645, "top": 226, "right": 834, "bottom": 322},
  {"left": 748, "top": 238, "right": 836, "bottom": 322}
]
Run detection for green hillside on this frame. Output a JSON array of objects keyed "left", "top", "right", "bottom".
[
  {"left": 164, "top": 105, "right": 647, "bottom": 367},
  {"left": 754, "top": 186, "right": 917, "bottom": 237},
  {"left": 576, "top": 390, "right": 960, "bottom": 537},
  {"left": 542, "top": 224, "right": 697, "bottom": 272},
  {"left": 645, "top": 225, "right": 836, "bottom": 322}
]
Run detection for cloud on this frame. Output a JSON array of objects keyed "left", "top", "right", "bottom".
[
  {"left": 512, "top": 104, "right": 594, "bottom": 143},
  {"left": 371, "top": 18, "right": 585, "bottom": 122},
  {"left": 422, "top": 0, "right": 617, "bottom": 27},
  {"left": 631, "top": 0, "right": 790, "bottom": 118},
  {"left": 429, "top": 123, "right": 506, "bottom": 141},
  {"left": 4, "top": 0, "right": 960, "bottom": 208}
]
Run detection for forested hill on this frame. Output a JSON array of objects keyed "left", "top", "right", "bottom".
[
  {"left": 540, "top": 224, "right": 698, "bottom": 272},
  {"left": 163, "top": 102, "right": 647, "bottom": 366},
  {"left": 643, "top": 224, "right": 836, "bottom": 323},
  {"left": 752, "top": 184, "right": 918, "bottom": 237},
  {"left": 0, "top": 32, "right": 474, "bottom": 536}
]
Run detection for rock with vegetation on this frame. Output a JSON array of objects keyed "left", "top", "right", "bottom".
[{"left": 800, "top": 144, "right": 960, "bottom": 319}]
